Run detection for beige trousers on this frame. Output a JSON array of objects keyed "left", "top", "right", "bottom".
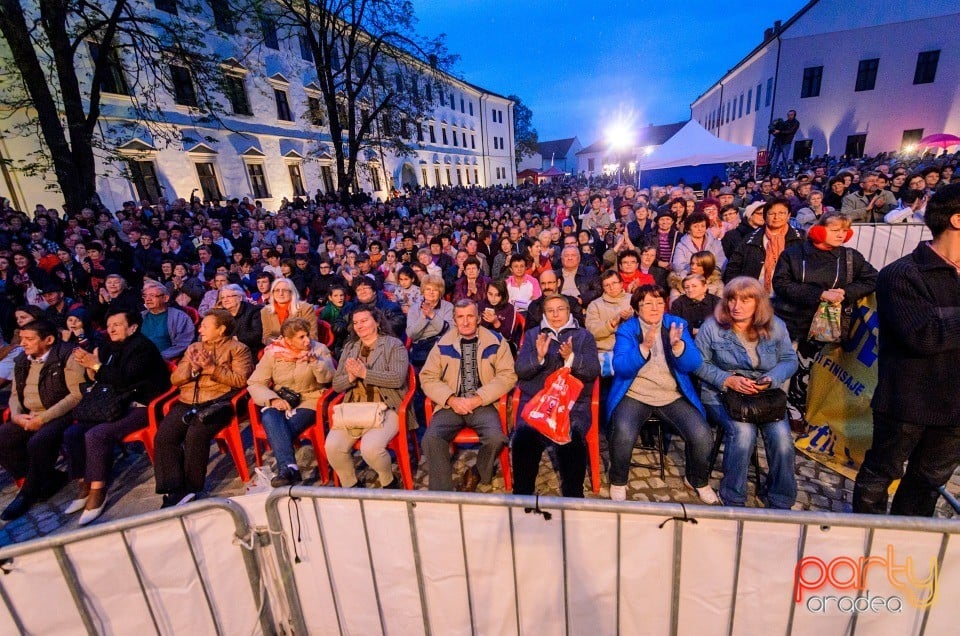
[{"left": 325, "top": 409, "right": 400, "bottom": 487}]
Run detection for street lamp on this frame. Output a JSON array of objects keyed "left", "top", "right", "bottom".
[{"left": 605, "top": 122, "right": 633, "bottom": 185}]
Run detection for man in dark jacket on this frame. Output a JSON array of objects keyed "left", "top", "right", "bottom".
[
  {"left": 723, "top": 199, "right": 802, "bottom": 288},
  {"left": 0, "top": 320, "right": 85, "bottom": 520},
  {"left": 854, "top": 184, "right": 960, "bottom": 516},
  {"left": 769, "top": 109, "right": 799, "bottom": 175},
  {"left": 557, "top": 246, "right": 601, "bottom": 310}
]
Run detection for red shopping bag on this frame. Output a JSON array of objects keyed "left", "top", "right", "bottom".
[{"left": 521, "top": 364, "right": 584, "bottom": 444}]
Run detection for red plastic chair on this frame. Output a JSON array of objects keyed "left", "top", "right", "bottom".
[
  {"left": 324, "top": 366, "right": 419, "bottom": 489},
  {"left": 586, "top": 379, "right": 602, "bottom": 494},
  {"left": 316, "top": 320, "right": 335, "bottom": 347},
  {"left": 183, "top": 306, "right": 201, "bottom": 327},
  {"left": 247, "top": 388, "right": 333, "bottom": 484},
  {"left": 512, "top": 379, "right": 600, "bottom": 494},
  {"left": 159, "top": 388, "right": 252, "bottom": 483},
  {"left": 122, "top": 360, "right": 180, "bottom": 463},
  {"left": 424, "top": 394, "right": 512, "bottom": 491}
]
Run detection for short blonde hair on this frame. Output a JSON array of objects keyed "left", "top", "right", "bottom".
[{"left": 420, "top": 275, "right": 445, "bottom": 294}]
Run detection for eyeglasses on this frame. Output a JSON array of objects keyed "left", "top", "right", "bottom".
[
  {"left": 273, "top": 288, "right": 292, "bottom": 294},
  {"left": 639, "top": 300, "right": 666, "bottom": 308}
]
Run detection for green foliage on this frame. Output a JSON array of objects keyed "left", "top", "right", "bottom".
[{"left": 508, "top": 93, "right": 538, "bottom": 167}]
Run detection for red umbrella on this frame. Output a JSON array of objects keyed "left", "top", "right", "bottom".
[{"left": 919, "top": 133, "right": 960, "bottom": 149}]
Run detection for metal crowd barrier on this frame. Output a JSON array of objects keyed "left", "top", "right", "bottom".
[
  {"left": 0, "top": 499, "right": 273, "bottom": 635},
  {"left": 264, "top": 488, "right": 960, "bottom": 636},
  {"left": 2, "top": 489, "right": 957, "bottom": 635},
  {"left": 849, "top": 223, "right": 931, "bottom": 270}
]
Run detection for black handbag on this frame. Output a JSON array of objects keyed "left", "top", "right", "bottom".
[
  {"left": 180, "top": 379, "right": 234, "bottom": 427},
  {"left": 74, "top": 382, "right": 130, "bottom": 423},
  {"left": 721, "top": 387, "right": 788, "bottom": 424},
  {"left": 275, "top": 386, "right": 302, "bottom": 409}
]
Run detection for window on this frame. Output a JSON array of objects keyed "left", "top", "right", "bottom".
[
  {"left": 468, "top": 102, "right": 473, "bottom": 116},
  {"left": 246, "top": 163, "right": 270, "bottom": 198},
  {"left": 88, "top": 43, "right": 129, "bottom": 95},
  {"left": 395, "top": 73, "right": 403, "bottom": 93},
  {"left": 434, "top": 167, "right": 441, "bottom": 185},
  {"left": 845, "top": 134, "right": 866, "bottom": 158},
  {"left": 224, "top": 75, "right": 251, "bottom": 115},
  {"left": 738, "top": 94, "right": 743, "bottom": 118},
  {"left": 417, "top": 123, "right": 424, "bottom": 142},
  {"left": 381, "top": 115, "right": 391, "bottom": 137},
  {"left": 128, "top": 160, "right": 162, "bottom": 203},
  {"left": 155, "top": 0, "right": 177, "bottom": 14},
  {"left": 493, "top": 137, "right": 498, "bottom": 150},
  {"left": 793, "top": 140, "right": 813, "bottom": 162},
  {"left": 371, "top": 167, "right": 382, "bottom": 191},
  {"left": 474, "top": 168, "right": 478, "bottom": 184},
  {"left": 588, "top": 158, "right": 595, "bottom": 172},
  {"left": 210, "top": 1, "right": 235, "bottom": 34},
  {"left": 746, "top": 89, "right": 752, "bottom": 115},
  {"left": 274, "top": 89, "right": 293, "bottom": 121},
  {"left": 460, "top": 97, "right": 464, "bottom": 113},
  {"left": 299, "top": 34, "right": 313, "bottom": 61},
  {"left": 441, "top": 127, "right": 448, "bottom": 145},
  {"left": 425, "top": 82, "right": 432, "bottom": 102},
  {"left": 462, "top": 132, "right": 467, "bottom": 147},
  {"left": 901, "top": 128, "right": 924, "bottom": 150},
  {"left": 446, "top": 168, "right": 452, "bottom": 185},
  {"left": 287, "top": 164, "right": 306, "bottom": 197},
  {"left": 170, "top": 65, "right": 197, "bottom": 107},
  {"left": 400, "top": 117, "right": 409, "bottom": 139},
  {"left": 492, "top": 109, "right": 497, "bottom": 123},
  {"left": 421, "top": 167, "right": 428, "bottom": 185},
  {"left": 330, "top": 46, "right": 341, "bottom": 71},
  {"left": 456, "top": 168, "right": 462, "bottom": 185},
  {"left": 195, "top": 162, "right": 222, "bottom": 201},
  {"left": 261, "top": 16, "right": 278, "bottom": 49},
  {"left": 756, "top": 84, "right": 762, "bottom": 110},
  {"left": 801, "top": 66, "right": 823, "bottom": 98},
  {"left": 465, "top": 168, "right": 470, "bottom": 185},
  {"left": 914, "top": 50, "right": 940, "bottom": 85},
  {"left": 307, "top": 97, "right": 324, "bottom": 126},
  {"left": 321, "top": 165, "right": 334, "bottom": 193},
  {"left": 471, "top": 134, "right": 475, "bottom": 149},
  {"left": 449, "top": 93, "right": 455, "bottom": 109},
  {"left": 500, "top": 136, "right": 505, "bottom": 149},
  {"left": 429, "top": 125, "right": 436, "bottom": 143},
  {"left": 765, "top": 78, "right": 773, "bottom": 106},
  {"left": 452, "top": 129, "right": 458, "bottom": 146},
  {"left": 855, "top": 58, "right": 879, "bottom": 92}
]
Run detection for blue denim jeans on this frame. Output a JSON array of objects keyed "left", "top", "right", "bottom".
[
  {"left": 260, "top": 408, "right": 316, "bottom": 469},
  {"left": 608, "top": 396, "right": 713, "bottom": 487},
  {"left": 705, "top": 403, "right": 796, "bottom": 509}
]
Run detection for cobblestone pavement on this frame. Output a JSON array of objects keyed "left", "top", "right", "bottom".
[{"left": 1, "top": 425, "right": 957, "bottom": 547}]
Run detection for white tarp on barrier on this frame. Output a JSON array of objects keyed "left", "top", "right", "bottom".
[
  {"left": 0, "top": 501, "right": 266, "bottom": 635},
  {"left": 850, "top": 223, "right": 932, "bottom": 271},
  {"left": 266, "top": 490, "right": 960, "bottom": 636}
]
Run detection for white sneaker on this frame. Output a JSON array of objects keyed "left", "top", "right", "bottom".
[
  {"left": 685, "top": 479, "right": 720, "bottom": 505},
  {"left": 609, "top": 485, "right": 627, "bottom": 501}
]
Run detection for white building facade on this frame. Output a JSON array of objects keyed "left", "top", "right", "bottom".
[
  {"left": 691, "top": 2, "right": 960, "bottom": 160},
  {"left": 0, "top": 2, "right": 517, "bottom": 212}
]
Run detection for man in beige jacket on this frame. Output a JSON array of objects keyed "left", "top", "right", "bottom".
[{"left": 420, "top": 300, "right": 517, "bottom": 492}]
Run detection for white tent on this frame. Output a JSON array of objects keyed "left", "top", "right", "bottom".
[{"left": 639, "top": 119, "right": 756, "bottom": 170}]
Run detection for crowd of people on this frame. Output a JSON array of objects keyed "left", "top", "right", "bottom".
[{"left": 0, "top": 141, "right": 957, "bottom": 527}]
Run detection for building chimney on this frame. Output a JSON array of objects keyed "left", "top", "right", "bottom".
[
  {"left": 774, "top": 20, "right": 782, "bottom": 33},
  {"left": 764, "top": 27, "right": 773, "bottom": 41}
]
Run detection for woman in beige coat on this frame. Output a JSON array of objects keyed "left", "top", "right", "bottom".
[
  {"left": 248, "top": 317, "right": 335, "bottom": 486},
  {"left": 585, "top": 269, "right": 634, "bottom": 377},
  {"left": 261, "top": 277, "right": 317, "bottom": 345}
]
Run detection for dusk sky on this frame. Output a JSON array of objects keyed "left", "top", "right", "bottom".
[{"left": 412, "top": 0, "right": 810, "bottom": 146}]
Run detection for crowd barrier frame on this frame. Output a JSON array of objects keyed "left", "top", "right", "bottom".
[
  {"left": 848, "top": 223, "right": 931, "bottom": 270},
  {"left": 0, "top": 499, "right": 273, "bottom": 635},
  {"left": 264, "top": 488, "right": 960, "bottom": 636}
]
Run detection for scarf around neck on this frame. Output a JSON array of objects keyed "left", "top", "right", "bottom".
[{"left": 763, "top": 225, "right": 788, "bottom": 292}]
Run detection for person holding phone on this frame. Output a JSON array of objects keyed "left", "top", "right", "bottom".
[{"left": 695, "top": 277, "right": 799, "bottom": 509}]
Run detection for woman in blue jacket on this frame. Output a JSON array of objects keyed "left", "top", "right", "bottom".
[{"left": 607, "top": 285, "right": 717, "bottom": 504}]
